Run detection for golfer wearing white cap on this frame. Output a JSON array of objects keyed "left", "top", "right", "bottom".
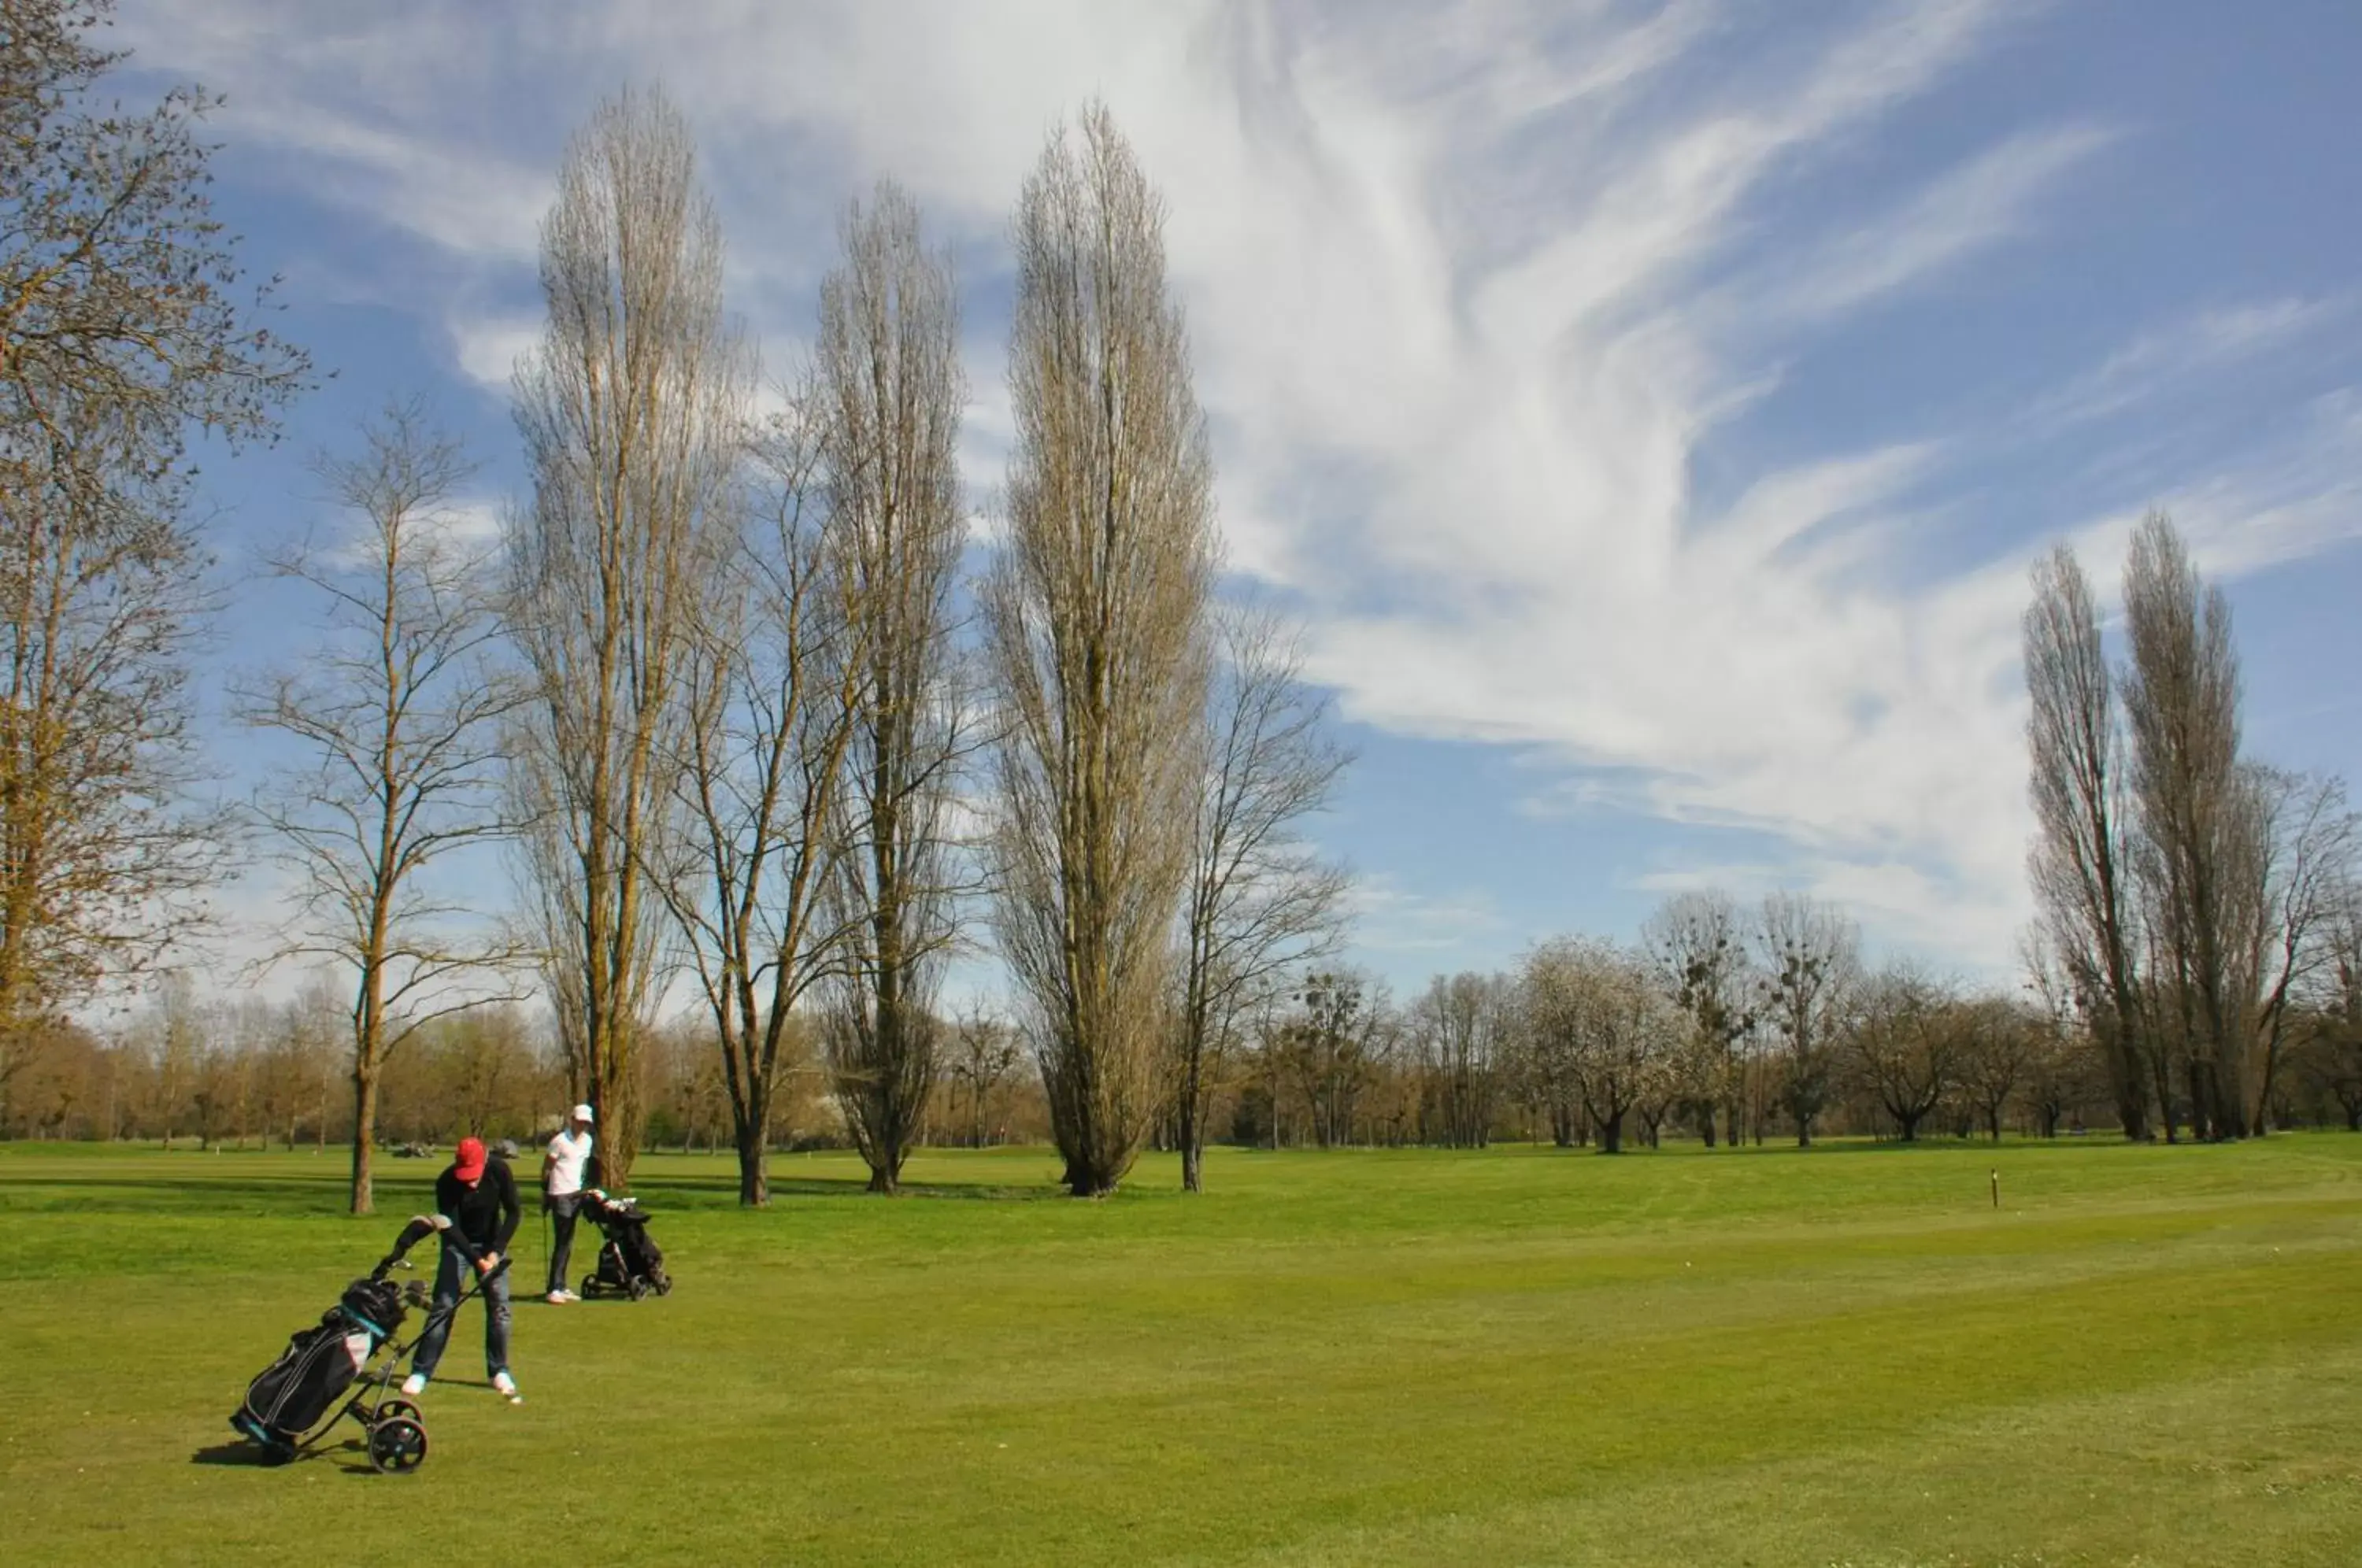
[{"left": 542, "top": 1104, "right": 595, "bottom": 1304}]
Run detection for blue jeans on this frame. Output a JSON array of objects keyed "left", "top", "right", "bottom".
[
  {"left": 546, "top": 1193, "right": 583, "bottom": 1296},
  {"left": 409, "top": 1241, "right": 511, "bottom": 1381}
]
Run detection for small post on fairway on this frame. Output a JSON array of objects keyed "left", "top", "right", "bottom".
[{"left": 1990, "top": 1168, "right": 1999, "bottom": 1210}]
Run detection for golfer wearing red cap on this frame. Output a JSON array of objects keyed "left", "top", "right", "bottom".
[{"left": 401, "top": 1135, "right": 523, "bottom": 1403}]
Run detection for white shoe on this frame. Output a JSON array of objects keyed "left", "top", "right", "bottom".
[
  {"left": 492, "top": 1370, "right": 523, "bottom": 1404},
  {"left": 546, "top": 1290, "right": 567, "bottom": 1305},
  {"left": 400, "top": 1373, "right": 427, "bottom": 1396}
]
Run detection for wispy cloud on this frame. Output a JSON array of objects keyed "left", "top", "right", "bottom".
[
  {"left": 2027, "top": 296, "right": 2349, "bottom": 429},
  {"left": 1344, "top": 875, "right": 1510, "bottom": 959},
  {"left": 1758, "top": 124, "right": 2118, "bottom": 324}
]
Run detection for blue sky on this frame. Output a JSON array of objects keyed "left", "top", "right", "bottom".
[{"left": 111, "top": 0, "right": 2362, "bottom": 1004}]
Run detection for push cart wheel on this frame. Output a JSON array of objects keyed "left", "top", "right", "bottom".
[
  {"left": 376, "top": 1397, "right": 422, "bottom": 1428},
  {"left": 628, "top": 1278, "right": 650, "bottom": 1301},
  {"left": 368, "top": 1416, "right": 428, "bottom": 1474},
  {"left": 580, "top": 1274, "right": 599, "bottom": 1300},
  {"left": 656, "top": 1276, "right": 672, "bottom": 1296}
]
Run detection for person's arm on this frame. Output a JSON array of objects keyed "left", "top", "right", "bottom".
[
  {"left": 488, "top": 1161, "right": 521, "bottom": 1259},
  {"left": 436, "top": 1170, "right": 487, "bottom": 1267}
]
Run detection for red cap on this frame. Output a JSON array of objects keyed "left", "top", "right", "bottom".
[{"left": 453, "top": 1137, "right": 487, "bottom": 1182}]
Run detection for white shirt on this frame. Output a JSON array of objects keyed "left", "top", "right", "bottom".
[{"left": 546, "top": 1127, "right": 592, "bottom": 1197}]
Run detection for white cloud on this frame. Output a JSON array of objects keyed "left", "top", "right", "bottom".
[{"left": 447, "top": 313, "right": 543, "bottom": 391}]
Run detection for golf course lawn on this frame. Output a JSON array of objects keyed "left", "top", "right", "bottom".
[{"left": 2, "top": 1137, "right": 2358, "bottom": 1566}]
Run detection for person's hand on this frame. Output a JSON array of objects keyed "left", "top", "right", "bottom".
[{"left": 476, "top": 1252, "right": 500, "bottom": 1274}]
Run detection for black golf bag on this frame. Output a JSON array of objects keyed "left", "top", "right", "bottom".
[
  {"left": 579, "top": 1189, "right": 670, "bottom": 1299},
  {"left": 232, "top": 1278, "right": 408, "bottom": 1449},
  {"left": 228, "top": 1214, "right": 459, "bottom": 1470}
]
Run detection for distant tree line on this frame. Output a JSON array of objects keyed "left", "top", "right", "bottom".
[{"left": 20, "top": 875, "right": 2352, "bottom": 1153}]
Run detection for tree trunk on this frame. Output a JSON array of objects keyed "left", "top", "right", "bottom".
[
  {"left": 1068, "top": 1161, "right": 1120, "bottom": 1198},
  {"left": 734, "top": 1118, "right": 768, "bottom": 1207},
  {"left": 1179, "top": 1063, "right": 1205, "bottom": 1193},
  {"left": 1897, "top": 1112, "right": 1920, "bottom": 1143},
  {"left": 2250, "top": 1035, "right": 2283, "bottom": 1139},
  {"left": 2151, "top": 1044, "right": 2178, "bottom": 1144},
  {"left": 1794, "top": 1112, "right": 1812, "bottom": 1148},
  {"left": 2101, "top": 1016, "right": 2150, "bottom": 1143},
  {"left": 1597, "top": 1111, "right": 1624, "bottom": 1155},
  {"left": 349, "top": 1069, "right": 379, "bottom": 1215}
]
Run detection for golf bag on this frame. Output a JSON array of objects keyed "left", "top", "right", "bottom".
[
  {"left": 579, "top": 1189, "right": 670, "bottom": 1299},
  {"left": 234, "top": 1278, "right": 408, "bottom": 1448},
  {"left": 228, "top": 1214, "right": 455, "bottom": 1470}
]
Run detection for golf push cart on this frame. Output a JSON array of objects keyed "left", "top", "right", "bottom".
[{"left": 228, "top": 1213, "right": 505, "bottom": 1473}]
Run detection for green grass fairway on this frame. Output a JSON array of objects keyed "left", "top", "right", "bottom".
[{"left": 3, "top": 1137, "right": 2360, "bottom": 1566}]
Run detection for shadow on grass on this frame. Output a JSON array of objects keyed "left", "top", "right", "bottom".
[
  {"left": 0, "top": 1176, "right": 436, "bottom": 1207},
  {"left": 623, "top": 1173, "right": 1071, "bottom": 1205},
  {"left": 191, "top": 1440, "right": 280, "bottom": 1468},
  {"left": 1749, "top": 1137, "right": 2130, "bottom": 1156},
  {"left": 0, "top": 1171, "right": 1082, "bottom": 1224},
  {"left": 191, "top": 1437, "right": 379, "bottom": 1474}
]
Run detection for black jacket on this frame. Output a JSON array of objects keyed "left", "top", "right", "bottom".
[{"left": 435, "top": 1159, "right": 520, "bottom": 1263}]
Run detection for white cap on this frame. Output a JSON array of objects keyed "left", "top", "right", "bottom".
[{"left": 572, "top": 1104, "right": 595, "bottom": 1124}]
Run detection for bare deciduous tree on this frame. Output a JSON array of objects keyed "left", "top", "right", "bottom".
[
  {"left": 2023, "top": 542, "right": 2149, "bottom": 1139},
  {"left": 985, "top": 103, "right": 1216, "bottom": 1197},
  {"left": 1172, "top": 601, "right": 1350, "bottom": 1191},
  {"left": 1842, "top": 962, "right": 1957, "bottom": 1143},
  {"left": 944, "top": 1004, "right": 1023, "bottom": 1148},
  {"left": 2297, "top": 886, "right": 2362, "bottom": 1129},
  {"left": 507, "top": 87, "right": 751, "bottom": 1190},
  {"left": 814, "top": 183, "right": 975, "bottom": 1196},
  {"left": 1270, "top": 969, "right": 1390, "bottom": 1148},
  {"left": 655, "top": 403, "right": 854, "bottom": 1205},
  {"left": 1642, "top": 889, "right": 1754, "bottom": 1147},
  {"left": 2121, "top": 511, "right": 2245, "bottom": 1139},
  {"left": 1, "top": 0, "right": 307, "bottom": 1079},
  {"left": 1412, "top": 972, "right": 1509, "bottom": 1148},
  {"left": 1956, "top": 992, "right": 2039, "bottom": 1141},
  {"left": 2238, "top": 768, "right": 2356, "bottom": 1133},
  {"left": 1523, "top": 938, "right": 1685, "bottom": 1155},
  {"left": 1754, "top": 892, "right": 1859, "bottom": 1147},
  {"left": 243, "top": 402, "right": 531, "bottom": 1214}
]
